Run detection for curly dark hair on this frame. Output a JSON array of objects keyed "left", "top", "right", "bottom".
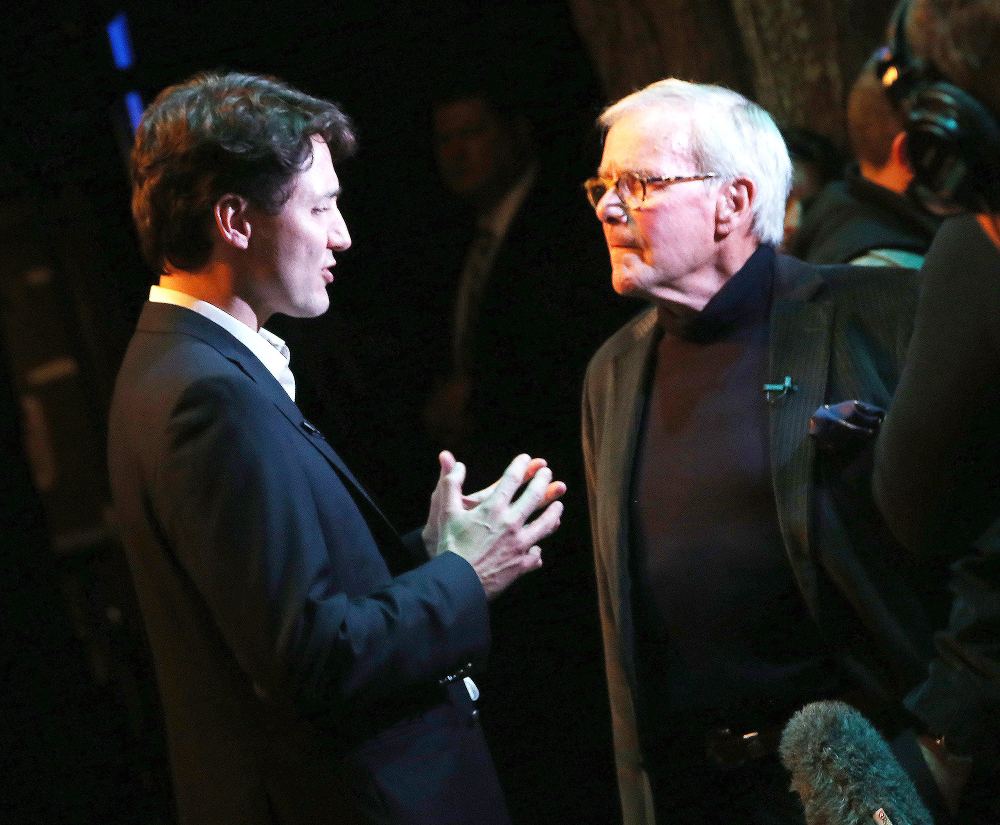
[{"left": 131, "top": 71, "right": 357, "bottom": 273}]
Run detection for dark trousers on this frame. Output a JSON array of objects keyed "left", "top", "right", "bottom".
[{"left": 344, "top": 689, "right": 511, "bottom": 825}]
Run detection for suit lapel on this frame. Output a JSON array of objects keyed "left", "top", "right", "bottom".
[
  {"left": 140, "top": 302, "right": 403, "bottom": 545},
  {"left": 767, "top": 257, "right": 831, "bottom": 611},
  {"left": 267, "top": 395, "right": 415, "bottom": 570},
  {"left": 605, "top": 310, "right": 660, "bottom": 657},
  {"left": 234, "top": 346, "right": 404, "bottom": 550}
]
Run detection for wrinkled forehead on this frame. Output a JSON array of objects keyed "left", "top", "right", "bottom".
[{"left": 600, "top": 108, "right": 695, "bottom": 174}]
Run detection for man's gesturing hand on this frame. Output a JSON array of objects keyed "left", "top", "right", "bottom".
[
  {"left": 422, "top": 451, "right": 558, "bottom": 555},
  {"left": 431, "top": 452, "right": 565, "bottom": 600}
]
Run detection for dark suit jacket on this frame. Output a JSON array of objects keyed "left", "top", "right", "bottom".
[
  {"left": 108, "top": 302, "right": 508, "bottom": 825},
  {"left": 582, "top": 254, "right": 938, "bottom": 823}
]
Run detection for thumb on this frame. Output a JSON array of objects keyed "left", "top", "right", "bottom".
[
  {"left": 443, "top": 459, "right": 467, "bottom": 512},
  {"left": 438, "top": 450, "right": 457, "bottom": 476}
]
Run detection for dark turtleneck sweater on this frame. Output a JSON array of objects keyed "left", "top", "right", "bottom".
[{"left": 628, "top": 244, "right": 840, "bottom": 767}]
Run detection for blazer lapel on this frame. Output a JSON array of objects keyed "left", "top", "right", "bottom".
[
  {"left": 767, "top": 257, "right": 831, "bottom": 612},
  {"left": 140, "top": 302, "right": 402, "bottom": 544},
  {"left": 238, "top": 350, "right": 404, "bottom": 549},
  {"left": 603, "top": 310, "right": 660, "bottom": 664},
  {"left": 265, "top": 391, "right": 414, "bottom": 568}
]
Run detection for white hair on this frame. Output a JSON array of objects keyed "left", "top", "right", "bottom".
[{"left": 599, "top": 79, "right": 792, "bottom": 246}]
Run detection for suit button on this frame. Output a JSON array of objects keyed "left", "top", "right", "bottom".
[{"left": 469, "top": 708, "right": 480, "bottom": 727}]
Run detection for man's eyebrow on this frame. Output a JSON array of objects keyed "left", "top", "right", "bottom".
[
  {"left": 321, "top": 188, "right": 341, "bottom": 200},
  {"left": 596, "top": 166, "right": 657, "bottom": 179}
]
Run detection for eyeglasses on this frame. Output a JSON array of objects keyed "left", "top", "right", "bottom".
[{"left": 583, "top": 171, "right": 718, "bottom": 210}]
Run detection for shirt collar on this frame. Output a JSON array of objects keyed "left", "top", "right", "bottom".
[{"left": 149, "top": 285, "right": 296, "bottom": 400}]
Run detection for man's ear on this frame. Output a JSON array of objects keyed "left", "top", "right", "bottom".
[
  {"left": 213, "top": 194, "right": 252, "bottom": 250},
  {"left": 716, "top": 177, "right": 754, "bottom": 236},
  {"left": 891, "top": 131, "right": 913, "bottom": 174}
]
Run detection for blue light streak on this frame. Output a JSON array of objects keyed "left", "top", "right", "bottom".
[
  {"left": 106, "top": 12, "right": 135, "bottom": 71},
  {"left": 125, "top": 91, "right": 144, "bottom": 133}
]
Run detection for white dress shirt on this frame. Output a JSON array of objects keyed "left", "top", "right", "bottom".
[{"left": 149, "top": 285, "right": 296, "bottom": 401}]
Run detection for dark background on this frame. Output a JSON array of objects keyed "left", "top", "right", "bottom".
[{"left": 0, "top": 2, "right": 615, "bottom": 823}]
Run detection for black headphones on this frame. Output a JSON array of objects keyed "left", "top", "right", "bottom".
[{"left": 875, "top": 0, "right": 1000, "bottom": 214}]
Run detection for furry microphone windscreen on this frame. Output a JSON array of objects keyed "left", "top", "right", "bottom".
[{"left": 779, "top": 701, "right": 933, "bottom": 825}]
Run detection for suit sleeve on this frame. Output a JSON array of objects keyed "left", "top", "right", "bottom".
[{"left": 151, "top": 374, "right": 489, "bottom": 719}]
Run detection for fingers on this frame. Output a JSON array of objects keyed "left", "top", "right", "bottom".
[
  {"left": 519, "top": 500, "right": 564, "bottom": 548},
  {"left": 850, "top": 408, "right": 884, "bottom": 430},
  {"left": 509, "top": 464, "right": 555, "bottom": 522},
  {"left": 854, "top": 400, "right": 885, "bottom": 420},
  {"left": 523, "top": 457, "right": 547, "bottom": 480},
  {"left": 521, "top": 546, "right": 544, "bottom": 572},
  {"left": 543, "top": 480, "right": 567, "bottom": 507},
  {"left": 488, "top": 454, "right": 533, "bottom": 505},
  {"left": 463, "top": 456, "right": 550, "bottom": 508},
  {"left": 827, "top": 400, "right": 884, "bottom": 428},
  {"left": 503, "top": 546, "right": 545, "bottom": 593}
]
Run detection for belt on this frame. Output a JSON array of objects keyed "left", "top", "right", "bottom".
[
  {"left": 704, "top": 724, "right": 785, "bottom": 769},
  {"left": 702, "top": 691, "right": 893, "bottom": 770},
  {"left": 341, "top": 665, "right": 481, "bottom": 749}
]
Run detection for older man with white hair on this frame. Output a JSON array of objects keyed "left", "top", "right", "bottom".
[{"left": 582, "top": 79, "right": 942, "bottom": 824}]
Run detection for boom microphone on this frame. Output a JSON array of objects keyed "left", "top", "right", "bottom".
[{"left": 779, "top": 701, "right": 933, "bottom": 825}]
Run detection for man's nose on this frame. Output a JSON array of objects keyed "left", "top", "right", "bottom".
[
  {"left": 329, "top": 209, "right": 351, "bottom": 251},
  {"left": 596, "top": 189, "right": 628, "bottom": 225}
]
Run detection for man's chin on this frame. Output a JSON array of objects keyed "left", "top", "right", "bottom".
[
  {"left": 611, "top": 269, "right": 642, "bottom": 298},
  {"left": 286, "top": 295, "right": 331, "bottom": 320},
  {"left": 308, "top": 298, "right": 331, "bottom": 318}
]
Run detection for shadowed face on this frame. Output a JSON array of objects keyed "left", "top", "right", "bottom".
[{"left": 433, "top": 97, "right": 520, "bottom": 203}]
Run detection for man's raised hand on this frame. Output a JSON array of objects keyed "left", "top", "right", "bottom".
[{"left": 431, "top": 452, "right": 565, "bottom": 599}]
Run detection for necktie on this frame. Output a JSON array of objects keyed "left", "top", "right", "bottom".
[{"left": 452, "top": 226, "right": 498, "bottom": 374}]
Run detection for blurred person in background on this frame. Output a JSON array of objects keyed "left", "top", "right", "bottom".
[{"left": 792, "top": 56, "right": 941, "bottom": 267}]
